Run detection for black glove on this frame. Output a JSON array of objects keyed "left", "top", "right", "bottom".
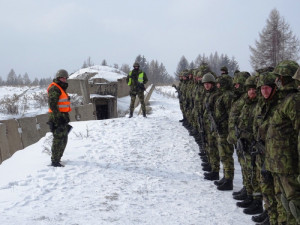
[{"left": 261, "top": 169, "right": 273, "bottom": 183}]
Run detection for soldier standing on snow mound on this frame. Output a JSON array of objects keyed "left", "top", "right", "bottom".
[
  {"left": 126, "top": 62, "right": 148, "bottom": 118},
  {"left": 47, "top": 69, "right": 72, "bottom": 167}
]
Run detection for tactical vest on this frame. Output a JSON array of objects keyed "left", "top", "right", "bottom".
[
  {"left": 47, "top": 82, "right": 71, "bottom": 113},
  {"left": 128, "top": 71, "right": 144, "bottom": 86}
]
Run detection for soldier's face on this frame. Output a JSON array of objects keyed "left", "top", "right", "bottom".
[
  {"left": 59, "top": 77, "right": 67, "bottom": 83},
  {"left": 247, "top": 88, "right": 257, "bottom": 99},
  {"left": 204, "top": 82, "right": 213, "bottom": 90},
  {"left": 261, "top": 85, "right": 273, "bottom": 99},
  {"left": 216, "top": 83, "right": 220, "bottom": 88},
  {"left": 234, "top": 83, "right": 240, "bottom": 89}
]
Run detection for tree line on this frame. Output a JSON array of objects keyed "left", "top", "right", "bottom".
[{"left": 0, "top": 69, "right": 52, "bottom": 87}]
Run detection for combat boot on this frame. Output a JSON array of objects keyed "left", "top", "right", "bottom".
[
  {"left": 217, "top": 178, "right": 233, "bottom": 191},
  {"left": 204, "top": 172, "right": 219, "bottom": 181},
  {"left": 51, "top": 162, "right": 64, "bottom": 167},
  {"left": 202, "top": 165, "right": 212, "bottom": 172},
  {"left": 198, "top": 151, "right": 206, "bottom": 157},
  {"left": 201, "top": 157, "right": 208, "bottom": 163},
  {"left": 129, "top": 112, "right": 133, "bottom": 118},
  {"left": 252, "top": 210, "right": 268, "bottom": 223},
  {"left": 201, "top": 162, "right": 210, "bottom": 167},
  {"left": 233, "top": 186, "right": 246, "bottom": 196},
  {"left": 142, "top": 111, "right": 147, "bottom": 118},
  {"left": 256, "top": 216, "right": 270, "bottom": 225},
  {"left": 214, "top": 177, "right": 225, "bottom": 186},
  {"left": 243, "top": 199, "right": 263, "bottom": 215},
  {"left": 179, "top": 118, "right": 186, "bottom": 122},
  {"left": 236, "top": 195, "right": 253, "bottom": 208},
  {"left": 233, "top": 188, "right": 247, "bottom": 200}
]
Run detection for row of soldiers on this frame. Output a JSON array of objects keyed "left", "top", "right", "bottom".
[{"left": 173, "top": 61, "right": 300, "bottom": 225}]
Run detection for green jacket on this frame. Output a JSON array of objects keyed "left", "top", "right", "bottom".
[{"left": 265, "top": 82, "right": 299, "bottom": 174}]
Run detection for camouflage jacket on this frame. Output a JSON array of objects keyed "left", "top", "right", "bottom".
[
  {"left": 48, "top": 79, "right": 70, "bottom": 124},
  {"left": 203, "top": 86, "right": 221, "bottom": 132},
  {"left": 214, "top": 89, "right": 234, "bottom": 136},
  {"left": 227, "top": 93, "right": 247, "bottom": 144},
  {"left": 265, "top": 83, "right": 299, "bottom": 174},
  {"left": 237, "top": 96, "right": 258, "bottom": 144},
  {"left": 193, "top": 84, "right": 205, "bottom": 115}
]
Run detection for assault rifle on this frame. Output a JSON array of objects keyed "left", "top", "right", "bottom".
[
  {"left": 197, "top": 115, "right": 206, "bottom": 151},
  {"left": 205, "top": 103, "right": 218, "bottom": 133}
]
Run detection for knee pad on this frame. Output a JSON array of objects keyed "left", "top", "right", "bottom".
[
  {"left": 281, "top": 194, "right": 291, "bottom": 213},
  {"left": 289, "top": 200, "right": 300, "bottom": 223}
]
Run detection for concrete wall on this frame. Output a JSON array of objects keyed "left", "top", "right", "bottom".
[
  {"left": 117, "top": 77, "right": 130, "bottom": 98},
  {"left": 0, "top": 104, "right": 96, "bottom": 164},
  {"left": 0, "top": 123, "right": 10, "bottom": 163}
]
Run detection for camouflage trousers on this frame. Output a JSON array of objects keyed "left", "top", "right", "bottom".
[
  {"left": 130, "top": 91, "right": 146, "bottom": 114},
  {"left": 238, "top": 152, "right": 261, "bottom": 200},
  {"left": 217, "top": 135, "right": 234, "bottom": 180},
  {"left": 204, "top": 127, "right": 219, "bottom": 173},
  {"left": 275, "top": 173, "right": 300, "bottom": 225},
  {"left": 256, "top": 155, "right": 287, "bottom": 225},
  {"left": 51, "top": 124, "right": 69, "bottom": 163}
]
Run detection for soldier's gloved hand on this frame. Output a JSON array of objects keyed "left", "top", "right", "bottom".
[{"left": 261, "top": 169, "right": 273, "bottom": 183}]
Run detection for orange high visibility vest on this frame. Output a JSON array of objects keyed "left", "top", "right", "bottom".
[{"left": 47, "top": 82, "right": 71, "bottom": 113}]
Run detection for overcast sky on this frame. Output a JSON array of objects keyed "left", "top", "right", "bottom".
[{"left": 1, "top": 0, "right": 300, "bottom": 79}]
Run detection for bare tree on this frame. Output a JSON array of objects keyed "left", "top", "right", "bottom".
[
  {"left": 249, "top": 8, "right": 300, "bottom": 69},
  {"left": 120, "top": 64, "right": 130, "bottom": 74},
  {"left": 82, "top": 57, "right": 94, "bottom": 68}
]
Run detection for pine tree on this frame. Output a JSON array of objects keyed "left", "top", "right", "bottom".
[
  {"left": 17, "top": 74, "right": 23, "bottom": 86},
  {"left": 23, "top": 73, "right": 31, "bottom": 86},
  {"left": 174, "top": 56, "right": 189, "bottom": 77},
  {"left": 120, "top": 64, "right": 130, "bottom": 74},
  {"left": 101, "top": 59, "right": 108, "bottom": 66},
  {"left": 249, "top": 8, "right": 300, "bottom": 69},
  {"left": 6, "top": 69, "right": 17, "bottom": 86}
]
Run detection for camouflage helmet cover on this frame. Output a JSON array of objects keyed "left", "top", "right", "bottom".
[
  {"left": 217, "top": 74, "right": 233, "bottom": 89},
  {"left": 256, "top": 72, "right": 277, "bottom": 88},
  {"left": 202, "top": 73, "right": 216, "bottom": 83},
  {"left": 273, "top": 60, "right": 299, "bottom": 77},
  {"left": 255, "top": 66, "right": 274, "bottom": 75},
  {"left": 244, "top": 76, "right": 257, "bottom": 88},
  {"left": 233, "top": 71, "right": 251, "bottom": 84},
  {"left": 220, "top": 66, "right": 228, "bottom": 73},
  {"left": 292, "top": 67, "right": 300, "bottom": 81},
  {"left": 56, "top": 69, "right": 69, "bottom": 78}
]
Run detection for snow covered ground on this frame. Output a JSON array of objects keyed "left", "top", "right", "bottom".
[{"left": 0, "top": 87, "right": 253, "bottom": 225}]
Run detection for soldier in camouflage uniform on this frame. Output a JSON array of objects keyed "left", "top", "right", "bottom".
[
  {"left": 201, "top": 73, "right": 222, "bottom": 180},
  {"left": 214, "top": 72, "right": 235, "bottom": 191},
  {"left": 126, "top": 62, "right": 148, "bottom": 118},
  {"left": 252, "top": 72, "right": 287, "bottom": 225},
  {"left": 47, "top": 69, "right": 72, "bottom": 167},
  {"left": 236, "top": 76, "right": 263, "bottom": 216},
  {"left": 227, "top": 72, "right": 250, "bottom": 199},
  {"left": 265, "top": 60, "right": 300, "bottom": 224}
]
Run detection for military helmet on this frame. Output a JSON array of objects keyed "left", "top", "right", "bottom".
[
  {"left": 292, "top": 67, "right": 300, "bottom": 81},
  {"left": 217, "top": 74, "right": 233, "bottom": 89},
  {"left": 56, "top": 69, "right": 69, "bottom": 79},
  {"left": 202, "top": 73, "right": 216, "bottom": 83},
  {"left": 133, "top": 62, "right": 140, "bottom": 67},
  {"left": 220, "top": 66, "right": 228, "bottom": 73},
  {"left": 255, "top": 66, "right": 274, "bottom": 75},
  {"left": 256, "top": 72, "right": 277, "bottom": 88},
  {"left": 273, "top": 60, "right": 299, "bottom": 77},
  {"left": 233, "top": 71, "right": 250, "bottom": 84},
  {"left": 244, "top": 76, "right": 257, "bottom": 88}
]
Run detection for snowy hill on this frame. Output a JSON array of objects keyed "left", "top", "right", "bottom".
[{"left": 0, "top": 87, "right": 253, "bottom": 225}]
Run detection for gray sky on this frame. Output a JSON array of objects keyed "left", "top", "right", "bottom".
[{"left": 1, "top": 0, "right": 300, "bottom": 79}]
